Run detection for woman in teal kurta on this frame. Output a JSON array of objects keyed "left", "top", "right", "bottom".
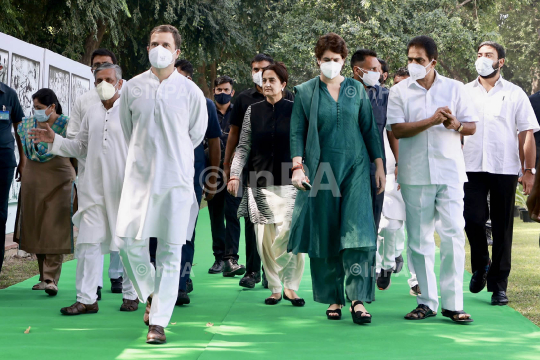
[{"left": 288, "top": 33, "right": 385, "bottom": 325}]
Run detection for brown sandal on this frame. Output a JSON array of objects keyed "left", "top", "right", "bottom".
[
  {"left": 441, "top": 309, "right": 474, "bottom": 323},
  {"left": 120, "top": 298, "right": 140, "bottom": 312},
  {"left": 144, "top": 296, "right": 152, "bottom": 325},
  {"left": 60, "top": 301, "right": 99, "bottom": 315},
  {"left": 404, "top": 304, "right": 437, "bottom": 320}
]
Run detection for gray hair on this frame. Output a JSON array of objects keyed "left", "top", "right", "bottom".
[{"left": 94, "top": 63, "right": 122, "bottom": 81}]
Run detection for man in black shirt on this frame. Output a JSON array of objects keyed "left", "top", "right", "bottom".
[
  {"left": 223, "top": 54, "right": 294, "bottom": 288},
  {"left": 207, "top": 76, "right": 244, "bottom": 275},
  {"left": 0, "top": 70, "right": 25, "bottom": 274}
]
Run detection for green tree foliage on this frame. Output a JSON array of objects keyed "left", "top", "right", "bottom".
[{"left": 1, "top": 0, "right": 539, "bottom": 95}]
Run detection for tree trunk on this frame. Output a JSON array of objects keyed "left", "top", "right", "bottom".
[
  {"left": 196, "top": 60, "right": 218, "bottom": 98},
  {"left": 209, "top": 60, "right": 217, "bottom": 100},
  {"left": 196, "top": 62, "right": 210, "bottom": 98},
  {"left": 80, "top": 20, "right": 108, "bottom": 66}
]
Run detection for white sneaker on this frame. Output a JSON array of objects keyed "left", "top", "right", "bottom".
[
  {"left": 45, "top": 282, "right": 58, "bottom": 296},
  {"left": 32, "top": 281, "right": 46, "bottom": 290}
]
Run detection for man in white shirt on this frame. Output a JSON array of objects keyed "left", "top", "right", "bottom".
[
  {"left": 117, "top": 25, "right": 207, "bottom": 344},
  {"left": 376, "top": 68, "right": 421, "bottom": 297},
  {"left": 387, "top": 35, "right": 478, "bottom": 323},
  {"left": 29, "top": 63, "right": 138, "bottom": 315},
  {"left": 463, "top": 41, "right": 539, "bottom": 306},
  {"left": 69, "top": 48, "right": 126, "bottom": 296}
]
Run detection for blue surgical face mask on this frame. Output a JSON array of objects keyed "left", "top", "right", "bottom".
[
  {"left": 34, "top": 105, "right": 52, "bottom": 123},
  {"left": 214, "top": 93, "right": 232, "bottom": 105}
]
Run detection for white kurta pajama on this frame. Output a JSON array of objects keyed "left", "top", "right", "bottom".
[
  {"left": 117, "top": 69, "right": 207, "bottom": 328},
  {"left": 376, "top": 131, "right": 418, "bottom": 288},
  {"left": 387, "top": 72, "right": 479, "bottom": 312},
  {"left": 68, "top": 87, "right": 124, "bottom": 286},
  {"left": 48, "top": 99, "right": 137, "bottom": 305}
]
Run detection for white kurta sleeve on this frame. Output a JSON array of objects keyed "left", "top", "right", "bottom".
[
  {"left": 119, "top": 86, "right": 133, "bottom": 144},
  {"left": 455, "top": 83, "right": 479, "bottom": 123},
  {"left": 66, "top": 95, "right": 83, "bottom": 140},
  {"left": 387, "top": 85, "right": 406, "bottom": 130},
  {"left": 189, "top": 90, "right": 208, "bottom": 148},
  {"left": 515, "top": 89, "right": 540, "bottom": 133},
  {"left": 48, "top": 114, "right": 90, "bottom": 158}
]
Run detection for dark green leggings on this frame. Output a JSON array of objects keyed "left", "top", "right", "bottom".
[{"left": 310, "top": 248, "right": 376, "bottom": 305}]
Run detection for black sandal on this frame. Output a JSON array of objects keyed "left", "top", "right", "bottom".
[
  {"left": 326, "top": 305, "right": 342, "bottom": 320},
  {"left": 404, "top": 304, "right": 437, "bottom": 320},
  {"left": 350, "top": 300, "right": 372, "bottom": 324},
  {"left": 264, "top": 295, "right": 282, "bottom": 305},
  {"left": 441, "top": 309, "right": 474, "bottom": 323},
  {"left": 283, "top": 292, "right": 305, "bottom": 307}
]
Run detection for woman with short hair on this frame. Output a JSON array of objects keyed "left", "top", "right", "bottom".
[
  {"left": 228, "top": 62, "right": 305, "bottom": 306},
  {"left": 288, "top": 33, "right": 385, "bottom": 324},
  {"left": 15, "top": 88, "right": 76, "bottom": 296}
]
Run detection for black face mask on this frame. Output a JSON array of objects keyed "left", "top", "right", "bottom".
[{"left": 215, "top": 93, "right": 232, "bottom": 105}]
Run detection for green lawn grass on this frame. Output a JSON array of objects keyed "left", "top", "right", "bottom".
[{"left": 2, "top": 220, "right": 539, "bottom": 325}]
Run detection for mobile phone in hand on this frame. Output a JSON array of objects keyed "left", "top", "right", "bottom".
[{"left": 301, "top": 181, "right": 312, "bottom": 190}]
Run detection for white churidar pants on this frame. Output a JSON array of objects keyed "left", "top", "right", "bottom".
[
  {"left": 75, "top": 243, "right": 137, "bottom": 305},
  {"left": 255, "top": 221, "right": 304, "bottom": 294},
  {"left": 96, "top": 252, "right": 124, "bottom": 286},
  {"left": 119, "top": 237, "right": 181, "bottom": 327},
  {"left": 400, "top": 184, "right": 465, "bottom": 312}
]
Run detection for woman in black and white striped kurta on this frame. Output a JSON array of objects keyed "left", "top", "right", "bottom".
[{"left": 228, "top": 62, "right": 305, "bottom": 306}]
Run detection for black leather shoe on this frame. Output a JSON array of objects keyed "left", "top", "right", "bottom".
[
  {"left": 469, "top": 259, "right": 491, "bottom": 294},
  {"left": 208, "top": 260, "right": 224, "bottom": 274},
  {"left": 176, "top": 290, "right": 190, "bottom": 306},
  {"left": 491, "top": 291, "right": 509, "bottom": 306},
  {"left": 186, "top": 279, "right": 193, "bottom": 294},
  {"left": 97, "top": 286, "right": 102, "bottom": 301},
  {"left": 283, "top": 293, "right": 305, "bottom": 307},
  {"left": 377, "top": 269, "right": 392, "bottom": 290},
  {"left": 262, "top": 271, "right": 269, "bottom": 289},
  {"left": 265, "top": 295, "right": 282, "bottom": 305},
  {"left": 223, "top": 259, "right": 246, "bottom": 277},
  {"left": 394, "top": 255, "right": 404, "bottom": 274},
  {"left": 239, "top": 272, "right": 261, "bottom": 289},
  {"left": 110, "top": 277, "right": 123, "bottom": 293}
]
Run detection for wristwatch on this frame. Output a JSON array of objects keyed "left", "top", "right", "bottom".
[
  {"left": 456, "top": 122, "right": 464, "bottom": 132},
  {"left": 525, "top": 168, "right": 537, "bottom": 175}
]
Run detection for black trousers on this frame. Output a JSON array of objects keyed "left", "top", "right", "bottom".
[
  {"left": 207, "top": 184, "right": 241, "bottom": 261},
  {"left": 370, "top": 173, "right": 384, "bottom": 230},
  {"left": 0, "top": 167, "right": 14, "bottom": 274},
  {"left": 464, "top": 172, "right": 518, "bottom": 292},
  {"left": 244, "top": 217, "right": 261, "bottom": 273}
]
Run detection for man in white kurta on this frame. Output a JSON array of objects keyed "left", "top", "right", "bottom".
[
  {"left": 31, "top": 64, "right": 138, "bottom": 314},
  {"left": 387, "top": 36, "right": 478, "bottom": 323},
  {"left": 68, "top": 49, "right": 125, "bottom": 293},
  {"left": 116, "top": 26, "right": 207, "bottom": 344},
  {"left": 376, "top": 130, "right": 419, "bottom": 294}
]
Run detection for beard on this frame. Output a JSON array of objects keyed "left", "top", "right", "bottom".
[{"left": 480, "top": 64, "right": 500, "bottom": 79}]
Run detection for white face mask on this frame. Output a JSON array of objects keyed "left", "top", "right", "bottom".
[
  {"left": 149, "top": 45, "right": 175, "bottom": 69},
  {"left": 252, "top": 71, "right": 263, "bottom": 87},
  {"left": 320, "top": 61, "right": 342, "bottom": 80},
  {"left": 408, "top": 59, "right": 434, "bottom": 81},
  {"left": 475, "top": 57, "right": 497, "bottom": 77},
  {"left": 359, "top": 69, "right": 380, "bottom": 87},
  {"left": 96, "top": 81, "right": 119, "bottom": 101}
]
